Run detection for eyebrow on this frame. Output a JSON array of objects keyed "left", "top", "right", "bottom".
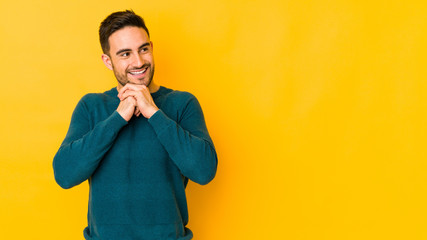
[{"left": 115, "top": 42, "right": 151, "bottom": 56}]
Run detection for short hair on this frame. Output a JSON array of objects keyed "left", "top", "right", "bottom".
[{"left": 99, "top": 10, "right": 150, "bottom": 55}]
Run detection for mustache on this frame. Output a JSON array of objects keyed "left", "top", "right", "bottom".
[{"left": 128, "top": 64, "right": 150, "bottom": 71}]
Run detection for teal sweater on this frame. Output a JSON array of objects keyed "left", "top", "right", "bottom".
[{"left": 53, "top": 86, "right": 217, "bottom": 240}]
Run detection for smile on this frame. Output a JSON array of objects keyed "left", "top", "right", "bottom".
[{"left": 129, "top": 68, "right": 147, "bottom": 75}]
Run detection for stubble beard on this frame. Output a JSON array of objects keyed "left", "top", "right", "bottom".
[{"left": 113, "top": 64, "right": 155, "bottom": 88}]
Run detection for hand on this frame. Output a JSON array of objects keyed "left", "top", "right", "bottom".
[
  {"left": 116, "top": 95, "right": 137, "bottom": 122},
  {"left": 118, "top": 84, "right": 159, "bottom": 119}
]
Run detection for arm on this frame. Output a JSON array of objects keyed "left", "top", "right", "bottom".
[
  {"left": 148, "top": 95, "right": 218, "bottom": 185},
  {"left": 52, "top": 95, "right": 131, "bottom": 189}
]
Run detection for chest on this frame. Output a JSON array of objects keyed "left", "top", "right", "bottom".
[{"left": 88, "top": 100, "right": 180, "bottom": 185}]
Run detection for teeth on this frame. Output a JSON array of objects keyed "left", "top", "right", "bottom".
[{"left": 130, "top": 68, "right": 146, "bottom": 75}]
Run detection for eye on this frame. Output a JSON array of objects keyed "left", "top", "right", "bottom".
[
  {"left": 141, "top": 47, "right": 149, "bottom": 53},
  {"left": 120, "top": 52, "right": 130, "bottom": 57}
]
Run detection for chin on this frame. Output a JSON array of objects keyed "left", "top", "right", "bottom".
[
  {"left": 131, "top": 80, "right": 152, "bottom": 87},
  {"left": 127, "top": 77, "right": 144, "bottom": 84}
]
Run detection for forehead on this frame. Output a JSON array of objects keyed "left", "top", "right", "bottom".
[{"left": 108, "top": 26, "right": 149, "bottom": 51}]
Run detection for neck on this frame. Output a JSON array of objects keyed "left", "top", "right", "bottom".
[{"left": 147, "top": 82, "right": 160, "bottom": 93}]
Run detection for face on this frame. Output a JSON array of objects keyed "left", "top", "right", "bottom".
[{"left": 102, "top": 26, "right": 155, "bottom": 88}]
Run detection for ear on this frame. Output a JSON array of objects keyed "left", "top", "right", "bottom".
[
  {"left": 150, "top": 41, "right": 154, "bottom": 52},
  {"left": 101, "top": 54, "right": 113, "bottom": 70}
]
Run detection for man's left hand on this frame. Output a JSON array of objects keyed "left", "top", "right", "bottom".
[{"left": 118, "top": 84, "right": 159, "bottom": 119}]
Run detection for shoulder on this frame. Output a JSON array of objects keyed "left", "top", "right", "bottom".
[
  {"left": 75, "top": 88, "right": 117, "bottom": 112},
  {"left": 161, "top": 87, "right": 198, "bottom": 104},
  {"left": 79, "top": 87, "right": 116, "bottom": 104},
  {"left": 157, "top": 87, "right": 203, "bottom": 121},
  {"left": 80, "top": 88, "right": 116, "bottom": 102}
]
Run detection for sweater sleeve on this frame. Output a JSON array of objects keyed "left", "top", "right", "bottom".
[
  {"left": 53, "top": 96, "right": 128, "bottom": 189},
  {"left": 148, "top": 94, "right": 217, "bottom": 185}
]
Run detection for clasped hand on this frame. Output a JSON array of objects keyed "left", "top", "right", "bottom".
[{"left": 116, "top": 84, "right": 159, "bottom": 121}]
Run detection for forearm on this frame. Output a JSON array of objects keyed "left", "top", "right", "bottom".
[
  {"left": 53, "top": 111, "right": 127, "bottom": 189},
  {"left": 148, "top": 110, "right": 217, "bottom": 185}
]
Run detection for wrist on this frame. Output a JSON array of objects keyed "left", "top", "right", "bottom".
[
  {"left": 116, "top": 109, "right": 132, "bottom": 122},
  {"left": 147, "top": 107, "right": 159, "bottom": 119}
]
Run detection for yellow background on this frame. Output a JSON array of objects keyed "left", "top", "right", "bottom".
[{"left": 1, "top": 0, "right": 427, "bottom": 239}]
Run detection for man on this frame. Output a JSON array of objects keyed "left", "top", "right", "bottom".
[{"left": 53, "top": 10, "right": 217, "bottom": 240}]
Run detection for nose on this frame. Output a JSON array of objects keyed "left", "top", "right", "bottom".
[{"left": 132, "top": 52, "right": 144, "bottom": 68}]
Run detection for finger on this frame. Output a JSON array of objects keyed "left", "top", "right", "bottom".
[
  {"left": 120, "top": 94, "right": 131, "bottom": 103},
  {"left": 121, "top": 86, "right": 146, "bottom": 100},
  {"left": 118, "top": 84, "right": 133, "bottom": 98},
  {"left": 118, "top": 86, "right": 127, "bottom": 99},
  {"left": 119, "top": 84, "right": 149, "bottom": 97},
  {"left": 126, "top": 83, "right": 147, "bottom": 90},
  {"left": 120, "top": 90, "right": 140, "bottom": 101},
  {"left": 129, "top": 95, "right": 138, "bottom": 104},
  {"left": 122, "top": 83, "right": 147, "bottom": 92}
]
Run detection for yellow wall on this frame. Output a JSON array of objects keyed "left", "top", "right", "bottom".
[{"left": 1, "top": 0, "right": 427, "bottom": 239}]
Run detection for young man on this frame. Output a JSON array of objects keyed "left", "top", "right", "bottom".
[{"left": 53, "top": 10, "right": 217, "bottom": 240}]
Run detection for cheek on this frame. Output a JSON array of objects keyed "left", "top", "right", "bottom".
[
  {"left": 115, "top": 61, "right": 130, "bottom": 73},
  {"left": 145, "top": 55, "right": 154, "bottom": 64}
]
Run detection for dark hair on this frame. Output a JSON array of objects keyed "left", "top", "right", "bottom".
[{"left": 99, "top": 10, "right": 150, "bottom": 55}]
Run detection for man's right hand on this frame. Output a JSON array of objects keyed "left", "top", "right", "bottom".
[{"left": 116, "top": 96, "right": 137, "bottom": 122}]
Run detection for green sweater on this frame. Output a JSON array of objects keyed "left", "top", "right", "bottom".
[{"left": 53, "top": 86, "right": 217, "bottom": 240}]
